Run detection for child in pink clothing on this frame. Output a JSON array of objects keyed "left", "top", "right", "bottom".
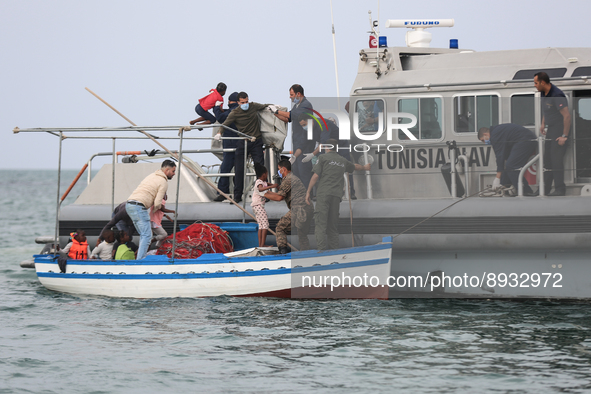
[
  {"left": 251, "top": 164, "right": 277, "bottom": 247},
  {"left": 189, "top": 82, "right": 227, "bottom": 127},
  {"left": 150, "top": 194, "right": 176, "bottom": 248}
]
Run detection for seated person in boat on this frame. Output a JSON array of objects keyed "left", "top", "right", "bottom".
[
  {"left": 98, "top": 201, "right": 135, "bottom": 243},
  {"left": 91, "top": 229, "right": 115, "bottom": 260},
  {"left": 61, "top": 229, "right": 91, "bottom": 260},
  {"left": 265, "top": 159, "right": 314, "bottom": 254},
  {"left": 478, "top": 124, "right": 537, "bottom": 196},
  {"left": 113, "top": 230, "right": 138, "bottom": 260}
]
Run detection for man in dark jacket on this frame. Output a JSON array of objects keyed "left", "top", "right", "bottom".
[
  {"left": 478, "top": 123, "right": 537, "bottom": 196},
  {"left": 534, "top": 72, "right": 571, "bottom": 196}
]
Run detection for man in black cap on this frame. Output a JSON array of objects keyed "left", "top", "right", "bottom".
[{"left": 212, "top": 92, "right": 239, "bottom": 201}]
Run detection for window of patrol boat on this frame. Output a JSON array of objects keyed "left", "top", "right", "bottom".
[
  {"left": 397, "top": 97, "right": 443, "bottom": 140},
  {"left": 510, "top": 94, "right": 535, "bottom": 127},
  {"left": 453, "top": 94, "right": 499, "bottom": 133},
  {"left": 354, "top": 100, "right": 385, "bottom": 135}
]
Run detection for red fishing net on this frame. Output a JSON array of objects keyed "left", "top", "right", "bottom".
[{"left": 156, "top": 223, "right": 234, "bottom": 259}]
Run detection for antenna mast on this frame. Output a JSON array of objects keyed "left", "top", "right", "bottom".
[{"left": 330, "top": 0, "right": 341, "bottom": 106}]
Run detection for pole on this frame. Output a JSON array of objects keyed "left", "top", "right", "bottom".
[
  {"left": 535, "top": 92, "right": 545, "bottom": 196},
  {"left": 60, "top": 163, "right": 88, "bottom": 202},
  {"left": 85, "top": 87, "right": 296, "bottom": 251},
  {"left": 171, "top": 129, "right": 184, "bottom": 260},
  {"left": 111, "top": 138, "right": 116, "bottom": 212},
  {"left": 345, "top": 174, "right": 354, "bottom": 247},
  {"left": 242, "top": 139, "right": 248, "bottom": 223},
  {"left": 451, "top": 147, "right": 457, "bottom": 198},
  {"left": 54, "top": 132, "right": 63, "bottom": 256},
  {"left": 330, "top": 0, "right": 341, "bottom": 109}
]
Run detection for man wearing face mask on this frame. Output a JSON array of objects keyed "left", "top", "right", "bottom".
[
  {"left": 222, "top": 91, "right": 272, "bottom": 203},
  {"left": 265, "top": 159, "right": 313, "bottom": 254},
  {"left": 212, "top": 91, "right": 239, "bottom": 202},
  {"left": 274, "top": 84, "right": 315, "bottom": 188},
  {"left": 477, "top": 124, "right": 537, "bottom": 196}
]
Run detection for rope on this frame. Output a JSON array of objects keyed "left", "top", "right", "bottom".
[
  {"left": 478, "top": 185, "right": 516, "bottom": 197},
  {"left": 392, "top": 186, "right": 494, "bottom": 240}
]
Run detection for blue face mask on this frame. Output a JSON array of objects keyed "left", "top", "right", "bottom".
[
  {"left": 240, "top": 103, "right": 249, "bottom": 111},
  {"left": 277, "top": 170, "right": 283, "bottom": 178},
  {"left": 302, "top": 125, "right": 308, "bottom": 131},
  {"left": 293, "top": 97, "right": 300, "bottom": 104},
  {"left": 484, "top": 139, "right": 491, "bottom": 145}
]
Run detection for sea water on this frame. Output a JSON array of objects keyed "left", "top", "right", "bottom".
[{"left": 2, "top": 169, "right": 591, "bottom": 393}]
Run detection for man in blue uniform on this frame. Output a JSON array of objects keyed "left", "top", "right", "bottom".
[
  {"left": 478, "top": 123, "right": 537, "bottom": 196},
  {"left": 212, "top": 91, "right": 239, "bottom": 202},
  {"left": 273, "top": 84, "right": 315, "bottom": 188},
  {"left": 534, "top": 72, "right": 571, "bottom": 196}
]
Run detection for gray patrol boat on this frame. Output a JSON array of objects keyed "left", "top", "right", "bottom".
[{"left": 21, "top": 19, "right": 591, "bottom": 298}]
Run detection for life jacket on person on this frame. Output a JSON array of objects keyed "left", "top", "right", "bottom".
[
  {"left": 68, "top": 233, "right": 89, "bottom": 260},
  {"left": 115, "top": 244, "right": 135, "bottom": 260}
]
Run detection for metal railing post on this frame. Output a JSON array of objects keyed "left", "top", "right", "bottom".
[
  {"left": 535, "top": 92, "right": 545, "bottom": 196},
  {"left": 243, "top": 138, "right": 247, "bottom": 223},
  {"left": 518, "top": 154, "right": 540, "bottom": 196},
  {"left": 457, "top": 155, "right": 469, "bottom": 197},
  {"left": 54, "top": 132, "right": 63, "bottom": 256},
  {"left": 171, "top": 130, "right": 184, "bottom": 261},
  {"left": 450, "top": 147, "right": 457, "bottom": 198},
  {"left": 111, "top": 138, "right": 116, "bottom": 212}
]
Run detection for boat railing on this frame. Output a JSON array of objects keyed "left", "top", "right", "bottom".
[
  {"left": 13, "top": 123, "right": 262, "bottom": 254},
  {"left": 85, "top": 148, "right": 247, "bottom": 185},
  {"left": 353, "top": 75, "right": 591, "bottom": 93},
  {"left": 457, "top": 154, "right": 469, "bottom": 197},
  {"left": 517, "top": 92, "right": 545, "bottom": 197}
]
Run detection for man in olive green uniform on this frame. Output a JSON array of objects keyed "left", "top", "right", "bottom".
[
  {"left": 265, "top": 159, "right": 313, "bottom": 254},
  {"left": 306, "top": 140, "right": 371, "bottom": 250}
]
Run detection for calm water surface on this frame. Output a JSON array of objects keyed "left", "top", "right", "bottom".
[{"left": 2, "top": 170, "right": 591, "bottom": 393}]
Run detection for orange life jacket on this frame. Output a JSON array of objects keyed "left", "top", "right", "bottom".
[{"left": 68, "top": 235, "right": 89, "bottom": 260}]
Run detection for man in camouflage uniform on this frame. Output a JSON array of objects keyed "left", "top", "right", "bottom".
[
  {"left": 265, "top": 159, "right": 313, "bottom": 254},
  {"left": 306, "top": 139, "right": 371, "bottom": 250}
]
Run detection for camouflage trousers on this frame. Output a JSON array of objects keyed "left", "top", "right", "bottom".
[{"left": 275, "top": 205, "right": 313, "bottom": 250}]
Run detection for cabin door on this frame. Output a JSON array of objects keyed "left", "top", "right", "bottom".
[{"left": 573, "top": 91, "right": 591, "bottom": 182}]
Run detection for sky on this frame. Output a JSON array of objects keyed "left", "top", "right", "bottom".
[{"left": 2, "top": 0, "right": 590, "bottom": 170}]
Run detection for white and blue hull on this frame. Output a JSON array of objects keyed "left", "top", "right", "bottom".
[{"left": 33, "top": 240, "right": 393, "bottom": 299}]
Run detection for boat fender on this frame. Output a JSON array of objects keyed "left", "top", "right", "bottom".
[
  {"left": 20, "top": 260, "right": 35, "bottom": 269},
  {"left": 581, "top": 185, "right": 591, "bottom": 196}
]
